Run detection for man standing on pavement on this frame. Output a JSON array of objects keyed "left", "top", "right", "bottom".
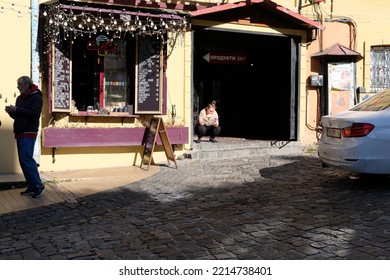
[{"left": 5, "top": 76, "right": 45, "bottom": 198}]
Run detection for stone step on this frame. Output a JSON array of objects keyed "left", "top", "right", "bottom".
[{"left": 181, "top": 138, "right": 313, "bottom": 160}]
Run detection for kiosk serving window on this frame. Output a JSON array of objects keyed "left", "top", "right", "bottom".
[
  {"left": 71, "top": 35, "right": 134, "bottom": 114},
  {"left": 52, "top": 34, "right": 163, "bottom": 115},
  {"left": 103, "top": 39, "right": 129, "bottom": 111}
]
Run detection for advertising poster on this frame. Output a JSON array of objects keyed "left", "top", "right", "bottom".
[{"left": 328, "top": 63, "right": 355, "bottom": 114}]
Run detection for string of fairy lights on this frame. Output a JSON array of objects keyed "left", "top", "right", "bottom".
[
  {"left": 0, "top": 1, "right": 188, "bottom": 51},
  {"left": 41, "top": 3, "right": 188, "bottom": 49},
  {"left": 0, "top": 0, "right": 32, "bottom": 17}
]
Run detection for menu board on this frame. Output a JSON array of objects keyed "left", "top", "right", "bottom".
[
  {"left": 52, "top": 43, "right": 71, "bottom": 112},
  {"left": 141, "top": 117, "right": 159, "bottom": 168},
  {"left": 140, "top": 117, "right": 177, "bottom": 170},
  {"left": 135, "top": 36, "right": 162, "bottom": 114},
  {"left": 157, "top": 118, "right": 177, "bottom": 168}
]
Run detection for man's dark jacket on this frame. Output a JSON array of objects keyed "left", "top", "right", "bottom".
[{"left": 8, "top": 85, "right": 43, "bottom": 135}]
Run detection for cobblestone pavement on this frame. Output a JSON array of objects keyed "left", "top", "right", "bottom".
[{"left": 1, "top": 153, "right": 390, "bottom": 260}]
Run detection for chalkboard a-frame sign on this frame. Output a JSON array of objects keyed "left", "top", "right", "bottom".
[
  {"left": 140, "top": 117, "right": 177, "bottom": 170},
  {"left": 135, "top": 36, "right": 162, "bottom": 114},
  {"left": 52, "top": 43, "right": 71, "bottom": 113}
]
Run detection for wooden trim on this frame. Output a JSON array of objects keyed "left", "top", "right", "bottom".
[{"left": 42, "top": 127, "right": 189, "bottom": 148}]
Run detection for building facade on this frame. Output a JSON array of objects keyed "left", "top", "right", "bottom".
[
  {"left": 278, "top": 0, "right": 390, "bottom": 142},
  {"left": 0, "top": 0, "right": 388, "bottom": 174}
]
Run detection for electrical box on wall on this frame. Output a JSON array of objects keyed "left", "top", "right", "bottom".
[{"left": 310, "top": 75, "right": 323, "bottom": 87}]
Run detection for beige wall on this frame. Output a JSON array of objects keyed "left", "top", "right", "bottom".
[
  {"left": 274, "top": 0, "right": 390, "bottom": 143},
  {"left": 276, "top": 0, "right": 390, "bottom": 89},
  {"left": 0, "top": 1, "right": 32, "bottom": 173}
]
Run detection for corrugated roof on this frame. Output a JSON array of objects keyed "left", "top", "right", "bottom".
[
  {"left": 189, "top": 0, "right": 325, "bottom": 30},
  {"left": 312, "top": 43, "right": 362, "bottom": 57}
]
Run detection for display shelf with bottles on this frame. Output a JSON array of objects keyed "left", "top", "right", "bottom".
[
  {"left": 103, "top": 39, "right": 129, "bottom": 113},
  {"left": 104, "top": 70, "right": 128, "bottom": 109}
]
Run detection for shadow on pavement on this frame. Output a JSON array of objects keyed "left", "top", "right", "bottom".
[{"left": 1, "top": 155, "right": 390, "bottom": 260}]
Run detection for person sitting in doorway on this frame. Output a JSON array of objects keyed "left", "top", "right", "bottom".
[{"left": 195, "top": 100, "right": 221, "bottom": 143}]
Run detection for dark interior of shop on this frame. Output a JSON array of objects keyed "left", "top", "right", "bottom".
[{"left": 194, "top": 29, "right": 298, "bottom": 141}]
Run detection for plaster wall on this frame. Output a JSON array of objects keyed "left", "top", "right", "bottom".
[
  {"left": 0, "top": 1, "right": 32, "bottom": 173},
  {"left": 274, "top": 0, "right": 390, "bottom": 144},
  {"left": 277, "top": 0, "right": 390, "bottom": 90}
]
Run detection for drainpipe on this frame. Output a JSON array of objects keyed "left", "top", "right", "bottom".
[
  {"left": 31, "top": 0, "right": 41, "bottom": 165},
  {"left": 31, "top": 0, "right": 39, "bottom": 84}
]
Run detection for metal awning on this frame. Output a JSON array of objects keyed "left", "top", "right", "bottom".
[
  {"left": 312, "top": 43, "right": 362, "bottom": 58},
  {"left": 190, "top": 0, "right": 325, "bottom": 31}
]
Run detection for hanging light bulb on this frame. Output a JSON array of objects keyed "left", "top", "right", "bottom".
[{"left": 42, "top": 3, "right": 188, "bottom": 50}]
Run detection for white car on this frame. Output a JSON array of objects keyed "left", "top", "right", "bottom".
[{"left": 318, "top": 88, "right": 390, "bottom": 174}]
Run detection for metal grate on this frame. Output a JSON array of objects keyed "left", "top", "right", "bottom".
[{"left": 371, "top": 46, "right": 390, "bottom": 91}]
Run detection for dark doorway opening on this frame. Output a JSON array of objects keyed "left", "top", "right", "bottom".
[{"left": 193, "top": 29, "right": 299, "bottom": 140}]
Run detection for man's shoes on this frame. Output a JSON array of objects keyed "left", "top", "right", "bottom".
[
  {"left": 194, "top": 139, "right": 201, "bottom": 143},
  {"left": 209, "top": 138, "right": 218, "bottom": 143},
  {"left": 32, "top": 185, "right": 45, "bottom": 198},
  {"left": 20, "top": 186, "right": 37, "bottom": 196}
]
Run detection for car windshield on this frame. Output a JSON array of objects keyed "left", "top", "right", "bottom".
[{"left": 351, "top": 89, "right": 390, "bottom": 111}]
